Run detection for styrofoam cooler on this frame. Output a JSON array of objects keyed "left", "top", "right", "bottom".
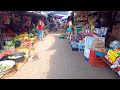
[
  {"left": 84, "top": 36, "right": 95, "bottom": 48},
  {"left": 84, "top": 36, "right": 105, "bottom": 48}
]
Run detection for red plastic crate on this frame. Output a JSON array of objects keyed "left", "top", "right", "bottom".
[{"left": 89, "top": 49, "right": 107, "bottom": 67}]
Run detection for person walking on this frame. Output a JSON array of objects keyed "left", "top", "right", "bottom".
[
  {"left": 66, "top": 19, "right": 73, "bottom": 40},
  {"left": 36, "top": 18, "right": 44, "bottom": 41},
  {"left": 49, "top": 22, "right": 53, "bottom": 32}
]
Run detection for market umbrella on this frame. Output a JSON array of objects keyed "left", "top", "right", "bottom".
[
  {"left": 61, "top": 16, "right": 68, "bottom": 20},
  {"left": 54, "top": 15, "right": 64, "bottom": 19}
]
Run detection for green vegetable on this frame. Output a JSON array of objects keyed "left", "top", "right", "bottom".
[
  {"left": 8, "top": 55, "right": 22, "bottom": 59},
  {"left": 0, "top": 64, "right": 11, "bottom": 71},
  {"left": 5, "top": 41, "right": 15, "bottom": 47},
  {"left": 0, "top": 50, "right": 4, "bottom": 53},
  {"left": 20, "top": 45, "right": 24, "bottom": 48}
]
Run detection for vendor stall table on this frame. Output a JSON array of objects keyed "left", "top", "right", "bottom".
[
  {"left": 100, "top": 57, "right": 119, "bottom": 73},
  {"left": 0, "top": 40, "right": 37, "bottom": 79}
]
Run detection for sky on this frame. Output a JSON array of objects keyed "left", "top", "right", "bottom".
[
  {"left": 27, "top": 11, "right": 72, "bottom": 17},
  {"left": 46, "top": 11, "right": 72, "bottom": 16}
]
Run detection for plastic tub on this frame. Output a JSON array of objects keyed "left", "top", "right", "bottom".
[{"left": 95, "top": 50, "right": 105, "bottom": 57}]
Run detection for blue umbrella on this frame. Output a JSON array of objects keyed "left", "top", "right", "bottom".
[{"left": 61, "top": 16, "right": 68, "bottom": 20}]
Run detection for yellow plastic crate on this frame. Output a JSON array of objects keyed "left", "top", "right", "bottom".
[
  {"left": 109, "top": 55, "right": 117, "bottom": 63},
  {"left": 108, "top": 50, "right": 119, "bottom": 57},
  {"left": 108, "top": 50, "right": 116, "bottom": 55}
]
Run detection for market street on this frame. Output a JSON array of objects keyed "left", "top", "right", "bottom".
[{"left": 11, "top": 30, "right": 120, "bottom": 79}]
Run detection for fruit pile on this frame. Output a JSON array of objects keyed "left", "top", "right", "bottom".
[
  {"left": 95, "top": 48, "right": 106, "bottom": 52},
  {"left": 20, "top": 42, "right": 32, "bottom": 49},
  {"left": 0, "top": 50, "right": 12, "bottom": 59},
  {"left": 15, "top": 33, "right": 28, "bottom": 40},
  {"left": 105, "top": 48, "right": 120, "bottom": 64}
]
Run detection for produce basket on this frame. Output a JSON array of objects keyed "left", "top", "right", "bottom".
[
  {"left": 7, "top": 52, "right": 26, "bottom": 63},
  {"left": 0, "top": 60, "right": 15, "bottom": 75}
]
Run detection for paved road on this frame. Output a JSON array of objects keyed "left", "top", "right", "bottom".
[{"left": 11, "top": 30, "right": 120, "bottom": 79}]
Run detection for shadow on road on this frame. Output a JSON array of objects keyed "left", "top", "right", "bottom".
[{"left": 46, "top": 31, "right": 120, "bottom": 79}]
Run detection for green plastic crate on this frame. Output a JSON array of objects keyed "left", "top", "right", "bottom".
[
  {"left": 59, "top": 36, "right": 64, "bottom": 39},
  {"left": 76, "top": 28, "right": 82, "bottom": 33}
]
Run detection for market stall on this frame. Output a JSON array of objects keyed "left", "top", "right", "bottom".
[
  {"left": 64, "top": 11, "right": 120, "bottom": 76},
  {"left": 0, "top": 11, "right": 46, "bottom": 78}
]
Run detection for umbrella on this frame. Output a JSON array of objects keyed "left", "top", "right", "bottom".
[
  {"left": 61, "top": 16, "right": 68, "bottom": 20},
  {"left": 54, "top": 14, "right": 65, "bottom": 19}
]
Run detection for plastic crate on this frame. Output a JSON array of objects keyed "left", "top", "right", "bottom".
[
  {"left": 72, "top": 47, "right": 79, "bottom": 51},
  {"left": 89, "top": 49, "right": 107, "bottom": 67},
  {"left": 76, "top": 28, "right": 82, "bottom": 33},
  {"left": 59, "top": 37, "right": 64, "bottom": 39}
]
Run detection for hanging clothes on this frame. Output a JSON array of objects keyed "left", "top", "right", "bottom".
[{"left": 3, "top": 15, "right": 10, "bottom": 25}]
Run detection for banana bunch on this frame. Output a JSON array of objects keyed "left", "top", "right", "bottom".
[
  {"left": 15, "top": 33, "right": 28, "bottom": 39},
  {"left": 19, "top": 33, "right": 28, "bottom": 38}
]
